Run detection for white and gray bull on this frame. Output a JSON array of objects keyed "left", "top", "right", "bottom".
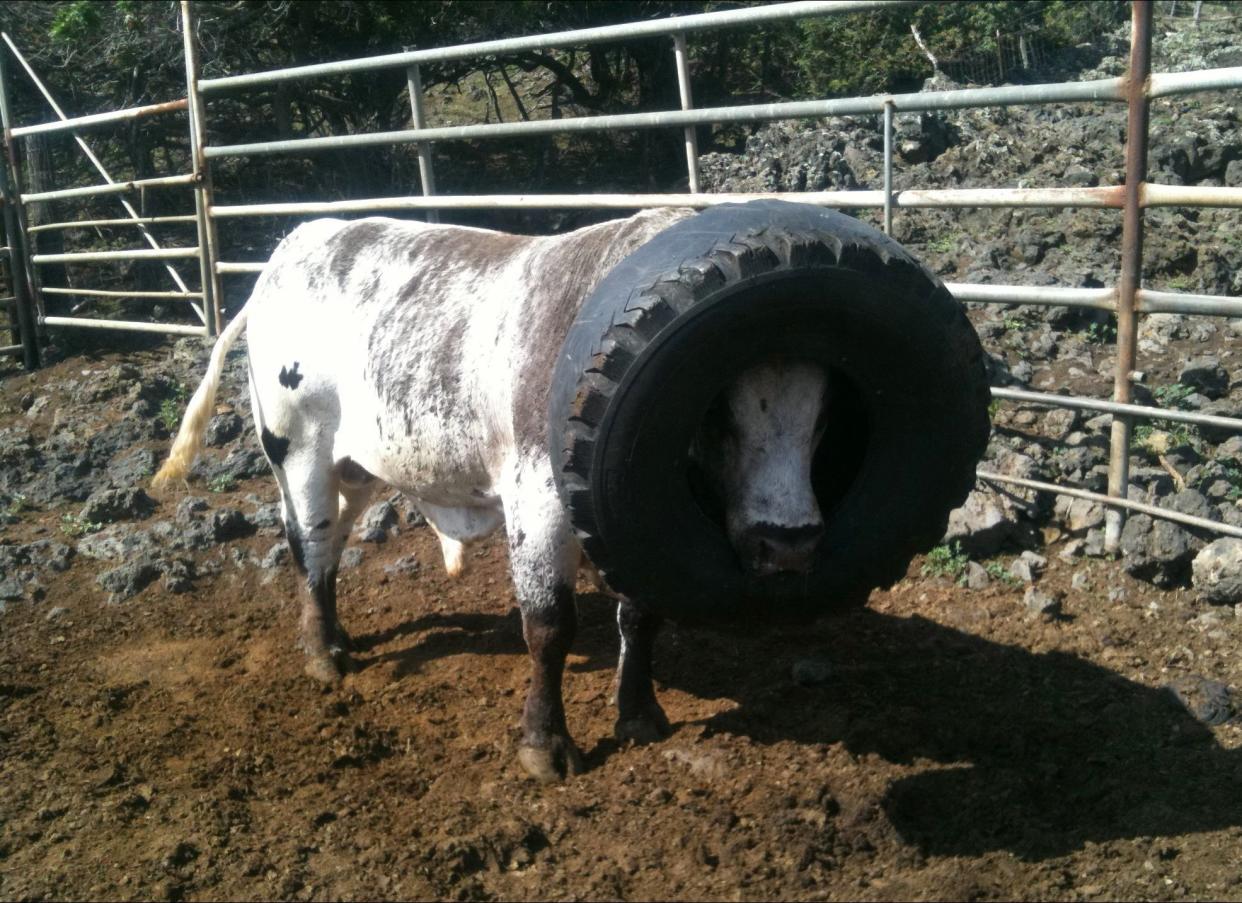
[{"left": 155, "top": 210, "right": 828, "bottom": 781}]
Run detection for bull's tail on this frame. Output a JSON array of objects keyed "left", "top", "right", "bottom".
[{"left": 151, "top": 308, "right": 250, "bottom": 490}]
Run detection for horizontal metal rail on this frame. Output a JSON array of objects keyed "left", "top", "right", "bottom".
[
  {"left": 32, "top": 247, "right": 200, "bottom": 264},
  {"left": 21, "top": 173, "right": 197, "bottom": 204},
  {"left": 199, "top": 1, "right": 909, "bottom": 93},
  {"left": 1138, "top": 288, "right": 1242, "bottom": 317},
  {"left": 41, "top": 286, "right": 204, "bottom": 299},
  {"left": 10, "top": 98, "right": 188, "bottom": 138},
  {"left": 947, "top": 283, "right": 1117, "bottom": 310},
  {"left": 1143, "top": 183, "right": 1242, "bottom": 208},
  {"left": 216, "top": 261, "right": 265, "bottom": 274},
  {"left": 949, "top": 284, "right": 1242, "bottom": 317},
  {"left": 28, "top": 214, "right": 198, "bottom": 233},
  {"left": 991, "top": 386, "right": 1242, "bottom": 433},
  {"left": 1148, "top": 65, "right": 1242, "bottom": 98},
  {"left": 0, "top": 343, "right": 21, "bottom": 357},
  {"left": 978, "top": 470, "right": 1242, "bottom": 540},
  {"left": 41, "top": 316, "right": 207, "bottom": 336},
  {"left": 204, "top": 77, "right": 1127, "bottom": 160},
  {"left": 210, "top": 186, "right": 1125, "bottom": 218}
]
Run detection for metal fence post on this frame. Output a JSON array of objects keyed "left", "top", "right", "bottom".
[
  {"left": 882, "top": 100, "right": 894, "bottom": 234},
  {"left": 1105, "top": 0, "right": 1153, "bottom": 553},
  {"left": 405, "top": 61, "right": 439, "bottom": 224},
  {"left": 180, "top": 0, "right": 222, "bottom": 336},
  {"left": 0, "top": 50, "right": 40, "bottom": 369},
  {"left": 673, "top": 32, "right": 700, "bottom": 193}
]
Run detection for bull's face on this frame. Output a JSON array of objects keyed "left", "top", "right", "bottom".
[{"left": 693, "top": 360, "right": 830, "bottom": 576}]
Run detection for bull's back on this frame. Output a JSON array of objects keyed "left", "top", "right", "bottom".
[{"left": 245, "top": 212, "right": 692, "bottom": 496}]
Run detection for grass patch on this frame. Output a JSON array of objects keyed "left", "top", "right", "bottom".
[
  {"left": 60, "top": 513, "right": 103, "bottom": 537},
  {"left": 922, "top": 541, "right": 970, "bottom": 583}
]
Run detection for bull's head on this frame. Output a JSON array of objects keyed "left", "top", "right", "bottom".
[{"left": 693, "top": 359, "right": 830, "bottom": 576}]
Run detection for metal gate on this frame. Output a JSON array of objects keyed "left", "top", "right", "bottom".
[{"left": 1, "top": 0, "right": 1241, "bottom": 554}]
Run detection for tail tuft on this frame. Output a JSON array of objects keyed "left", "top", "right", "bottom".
[{"left": 151, "top": 310, "right": 249, "bottom": 492}]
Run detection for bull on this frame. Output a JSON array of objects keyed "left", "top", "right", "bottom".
[{"left": 155, "top": 210, "right": 829, "bottom": 781}]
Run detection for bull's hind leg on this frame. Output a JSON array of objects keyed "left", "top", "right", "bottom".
[
  {"left": 614, "top": 598, "right": 671, "bottom": 744},
  {"left": 502, "top": 462, "right": 584, "bottom": 782}
]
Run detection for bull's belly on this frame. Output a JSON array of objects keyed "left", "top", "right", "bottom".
[{"left": 337, "top": 405, "right": 504, "bottom": 511}]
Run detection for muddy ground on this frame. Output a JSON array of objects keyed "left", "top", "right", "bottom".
[{"left": 1, "top": 346, "right": 1242, "bottom": 902}]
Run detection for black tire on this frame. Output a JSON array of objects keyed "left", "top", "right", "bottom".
[{"left": 549, "top": 200, "right": 990, "bottom": 623}]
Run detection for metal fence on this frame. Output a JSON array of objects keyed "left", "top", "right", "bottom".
[{"left": 1, "top": 0, "right": 1241, "bottom": 554}]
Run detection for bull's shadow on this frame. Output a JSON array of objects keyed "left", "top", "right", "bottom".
[
  {"left": 357, "top": 595, "right": 1242, "bottom": 861},
  {"left": 636, "top": 603, "right": 1242, "bottom": 861}
]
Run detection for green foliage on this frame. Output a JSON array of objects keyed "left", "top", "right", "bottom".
[
  {"left": 60, "top": 512, "right": 103, "bottom": 537},
  {"left": 1153, "top": 382, "right": 1196, "bottom": 410},
  {"left": 48, "top": 0, "right": 100, "bottom": 43},
  {"left": 1, "top": 493, "right": 28, "bottom": 519},
  {"left": 985, "top": 561, "right": 1022, "bottom": 588},
  {"left": 158, "top": 382, "right": 188, "bottom": 433},
  {"left": 1081, "top": 319, "right": 1117, "bottom": 345},
  {"left": 208, "top": 474, "right": 236, "bottom": 493},
  {"left": 922, "top": 541, "right": 970, "bottom": 583}
]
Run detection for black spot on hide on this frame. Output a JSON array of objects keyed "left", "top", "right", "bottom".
[
  {"left": 759, "top": 398, "right": 768, "bottom": 413},
  {"left": 261, "top": 427, "right": 291, "bottom": 468},
  {"left": 278, "top": 363, "right": 304, "bottom": 390}
]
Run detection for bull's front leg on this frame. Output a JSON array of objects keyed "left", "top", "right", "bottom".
[
  {"left": 614, "top": 598, "right": 671, "bottom": 744},
  {"left": 503, "top": 467, "right": 585, "bottom": 782}
]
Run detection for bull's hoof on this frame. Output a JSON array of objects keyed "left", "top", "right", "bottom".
[
  {"left": 615, "top": 703, "right": 672, "bottom": 746},
  {"left": 518, "top": 737, "right": 584, "bottom": 783},
  {"left": 304, "top": 647, "right": 353, "bottom": 685}
]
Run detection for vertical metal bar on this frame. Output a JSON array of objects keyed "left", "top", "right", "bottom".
[
  {"left": 673, "top": 32, "right": 700, "bottom": 194},
  {"left": 405, "top": 62, "right": 439, "bottom": 225},
  {"left": 180, "top": 0, "right": 222, "bottom": 336},
  {"left": 0, "top": 50, "right": 39, "bottom": 368},
  {"left": 882, "top": 100, "right": 894, "bottom": 234},
  {"left": 1105, "top": 0, "right": 1153, "bottom": 553}
]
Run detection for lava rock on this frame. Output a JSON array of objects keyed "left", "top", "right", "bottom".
[
  {"left": 1023, "top": 586, "right": 1062, "bottom": 617},
  {"left": 204, "top": 412, "right": 244, "bottom": 447},
  {"left": 358, "top": 501, "right": 398, "bottom": 543},
  {"left": 211, "top": 508, "right": 254, "bottom": 542},
  {"left": 260, "top": 542, "right": 289, "bottom": 570},
  {"left": 1178, "top": 356, "right": 1229, "bottom": 399},
  {"left": 105, "top": 448, "right": 157, "bottom": 488},
  {"left": 383, "top": 555, "right": 420, "bottom": 577},
  {"left": 1165, "top": 675, "right": 1236, "bottom": 726},
  {"left": 1009, "top": 550, "right": 1047, "bottom": 584},
  {"left": 340, "top": 547, "right": 365, "bottom": 570},
  {"left": 1191, "top": 538, "right": 1242, "bottom": 604},
  {"left": 97, "top": 557, "right": 163, "bottom": 602},
  {"left": 1120, "top": 514, "right": 1198, "bottom": 587},
  {"left": 80, "top": 487, "right": 156, "bottom": 524}
]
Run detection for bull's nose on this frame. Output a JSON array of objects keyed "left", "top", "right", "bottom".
[{"left": 741, "top": 523, "right": 824, "bottom": 576}]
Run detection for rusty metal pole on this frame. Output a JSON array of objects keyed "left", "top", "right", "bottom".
[
  {"left": 180, "top": 0, "right": 222, "bottom": 336},
  {"left": 1105, "top": 0, "right": 1153, "bottom": 553},
  {"left": 0, "top": 51, "right": 39, "bottom": 369}
]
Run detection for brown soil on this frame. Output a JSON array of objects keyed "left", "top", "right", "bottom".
[{"left": 3, "top": 351, "right": 1242, "bottom": 902}]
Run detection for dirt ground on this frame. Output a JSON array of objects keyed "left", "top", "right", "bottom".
[{"left": 3, "top": 349, "right": 1242, "bottom": 903}]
